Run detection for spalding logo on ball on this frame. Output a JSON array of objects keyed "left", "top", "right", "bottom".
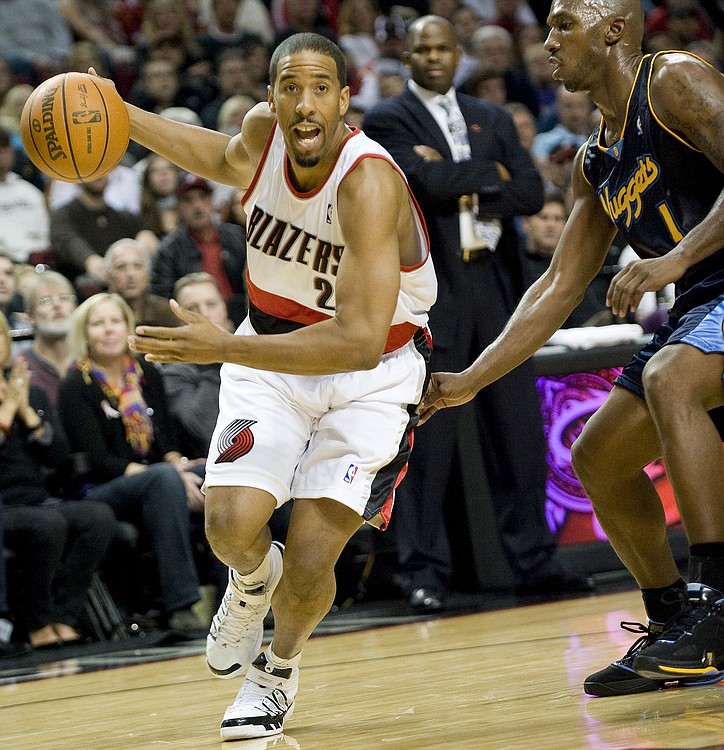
[{"left": 21, "top": 72, "right": 130, "bottom": 184}]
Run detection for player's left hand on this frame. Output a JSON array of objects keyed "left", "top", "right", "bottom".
[
  {"left": 416, "top": 371, "right": 479, "bottom": 425},
  {"left": 129, "top": 300, "right": 230, "bottom": 364},
  {"left": 606, "top": 254, "right": 685, "bottom": 317}
]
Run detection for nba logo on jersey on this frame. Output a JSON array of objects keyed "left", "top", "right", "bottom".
[
  {"left": 343, "top": 463, "right": 358, "bottom": 484},
  {"left": 326, "top": 204, "right": 333, "bottom": 224}
]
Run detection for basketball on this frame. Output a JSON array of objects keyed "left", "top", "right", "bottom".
[{"left": 20, "top": 72, "right": 130, "bottom": 184}]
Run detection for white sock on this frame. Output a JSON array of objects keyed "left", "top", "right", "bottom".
[
  {"left": 236, "top": 547, "right": 274, "bottom": 588},
  {"left": 266, "top": 644, "right": 302, "bottom": 670}
]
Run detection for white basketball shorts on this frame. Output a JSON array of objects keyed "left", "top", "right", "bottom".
[{"left": 204, "top": 320, "right": 431, "bottom": 529}]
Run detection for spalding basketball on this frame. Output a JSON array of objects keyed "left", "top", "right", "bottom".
[{"left": 20, "top": 72, "right": 130, "bottom": 183}]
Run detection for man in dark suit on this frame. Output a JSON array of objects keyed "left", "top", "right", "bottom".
[{"left": 363, "top": 15, "right": 592, "bottom": 610}]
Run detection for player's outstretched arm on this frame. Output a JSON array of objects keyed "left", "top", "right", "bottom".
[
  {"left": 130, "top": 158, "right": 404, "bottom": 375},
  {"left": 88, "top": 67, "right": 274, "bottom": 188},
  {"left": 418, "top": 147, "right": 618, "bottom": 424},
  {"left": 125, "top": 100, "right": 273, "bottom": 189}
]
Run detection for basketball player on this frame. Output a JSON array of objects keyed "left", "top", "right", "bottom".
[
  {"left": 418, "top": 0, "right": 724, "bottom": 697},
  {"left": 121, "top": 34, "right": 436, "bottom": 738}
]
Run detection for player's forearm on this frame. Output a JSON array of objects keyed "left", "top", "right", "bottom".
[
  {"left": 463, "top": 275, "right": 580, "bottom": 392},
  {"left": 227, "top": 323, "right": 385, "bottom": 375},
  {"left": 126, "top": 104, "right": 234, "bottom": 184}
]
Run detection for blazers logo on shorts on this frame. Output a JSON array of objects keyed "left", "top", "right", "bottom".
[{"left": 215, "top": 419, "right": 257, "bottom": 463}]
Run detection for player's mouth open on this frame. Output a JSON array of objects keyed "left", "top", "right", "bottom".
[{"left": 294, "top": 125, "right": 321, "bottom": 148}]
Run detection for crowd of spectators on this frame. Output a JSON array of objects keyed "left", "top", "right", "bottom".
[{"left": 0, "top": 0, "right": 721, "bottom": 655}]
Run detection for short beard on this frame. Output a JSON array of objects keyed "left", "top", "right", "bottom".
[
  {"left": 293, "top": 154, "right": 321, "bottom": 168},
  {"left": 34, "top": 318, "right": 71, "bottom": 342}
]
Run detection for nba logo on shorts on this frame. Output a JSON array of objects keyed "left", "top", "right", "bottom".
[{"left": 343, "top": 463, "right": 358, "bottom": 484}]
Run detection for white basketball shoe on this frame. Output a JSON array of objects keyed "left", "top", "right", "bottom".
[
  {"left": 206, "top": 541, "right": 284, "bottom": 679},
  {"left": 220, "top": 650, "right": 299, "bottom": 740}
]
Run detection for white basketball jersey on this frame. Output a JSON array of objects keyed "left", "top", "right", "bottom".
[{"left": 241, "top": 123, "right": 437, "bottom": 352}]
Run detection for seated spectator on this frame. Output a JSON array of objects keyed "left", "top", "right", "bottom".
[
  {"left": 105, "top": 238, "right": 180, "bottom": 328},
  {"left": 140, "top": 155, "right": 182, "bottom": 241},
  {"left": 645, "top": 0, "right": 714, "bottom": 47},
  {"left": 0, "top": 253, "right": 29, "bottom": 339},
  {"left": 57, "top": 293, "right": 205, "bottom": 632},
  {"left": 56, "top": 0, "right": 135, "bottom": 69},
  {"left": 200, "top": 48, "right": 264, "bottom": 129},
  {"left": 531, "top": 87, "right": 594, "bottom": 162},
  {"left": 504, "top": 101, "right": 537, "bottom": 153},
  {"left": 1, "top": 493, "right": 32, "bottom": 658},
  {"left": 127, "top": 58, "right": 208, "bottom": 116},
  {"left": 126, "top": 59, "right": 210, "bottom": 164},
  {"left": 0, "top": 0, "right": 73, "bottom": 85},
  {"left": 136, "top": 0, "right": 205, "bottom": 73},
  {"left": 235, "top": 35, "right": 272, "bottom": 102},
  {"left": 465, "top": 0, "right": 538, "bottom": 28},
  {"left": 466, "top": 63, "right": 508, "bottom": 106},
  {"left": 49, "top": 174, "right": 152, "bottom": 291},
  {"left": 64, "top": 39, "right": 109, "bottom": 78},
  {"left": 46, "top": 164, "right": 142, "bottom": 214},
  {"left": 350, "top": 14, "right": 409, "bottom": 111},
  {"left": 451, "top": 4, "right": 484, "bottom": 88},
  {"left": 151, "top": 174, "right": 247, "bottom": 326},
  {"left": 220, "top": 186, "right": 247, "bottom": 229},
  {"left": 273, "top": 0, "right": 338, "bottom": 46},
  {"left": 15, "top": 271, "right": 78, "bottom": 407},
  {"left": 521, "top": 191, "right": 616, "bottom": 328},
  {"left": 197, "top": 0, "right": 275, "bottom": 46},
  {"left": 0, "top": 128, "right": 50, "bottom": 265},
  {"left": 466, "top": 24, "right": 539, "bottom": 116},
  {"left": 338, "top": 0, "right": 382, "bottom": 71},
  {"left": 0, "top": 311, "right": 116, "bottom": 647},
  {"left": 271, "top": 0, "right": 340, "bottom": 31},
  {"left": 197, "top": 0, "right": 266, "bottom": 67},
  {"left": 522, "top": 43, "right": 558, "bottom": 128},
  {"left": 485, "top": 0, "right": 540, "bottom": 37},
  {"left": 537, "top": 141, "right": 578, "bottom": 201},
  {"left": 162, "top": 273, "right": 232, "bottom": 459},
  {"left": 0, "top": 57, "right": 17, "bottom": 111}
]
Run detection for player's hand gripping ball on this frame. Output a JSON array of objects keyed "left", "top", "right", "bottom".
[{"left": 20, "top": 72, "right": 130, "bottom": 183}]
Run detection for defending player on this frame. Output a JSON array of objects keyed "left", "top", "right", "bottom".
[
  {"left": 124, "top": 34, "right": 436, "bottom": 738},
  {"left": 419, "top": 0, "right": 724, "bottom": 697}
]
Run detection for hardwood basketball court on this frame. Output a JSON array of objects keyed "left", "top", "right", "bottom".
[{"left": 2, "top": 588, "right": 723, "bottom": 749}]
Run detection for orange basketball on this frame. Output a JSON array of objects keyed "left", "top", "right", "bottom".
[{"left": 20, "top": 72, "right": 130, "bottom": 184}]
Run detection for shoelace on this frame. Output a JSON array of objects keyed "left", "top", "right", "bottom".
[
  {"left": 211, "top": 588, "right": 266, "bottom": 643},
  {"left": 230, "top": 680, "right": 289, "bottom": 712},
  {"left": 619, "top": 621, "right": 656, "bottom": 660},
  {"left": 659, "top": 597, "right": 720, "bottom": 641}
]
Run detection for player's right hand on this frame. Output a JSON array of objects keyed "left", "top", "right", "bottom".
[{"left": 416, "top": 372, "right": 479, "bottom": 425}]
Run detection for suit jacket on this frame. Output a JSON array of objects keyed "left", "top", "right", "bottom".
[{"left": 363, "top": 88, "right": 543, "bottom": 353}]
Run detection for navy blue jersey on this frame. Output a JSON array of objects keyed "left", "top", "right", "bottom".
[{"left": 583, "top": 51, "right": 723, "bottom": 314}]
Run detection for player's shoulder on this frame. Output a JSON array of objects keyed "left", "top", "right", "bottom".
[
  {"left": 649, "top": 50, "right": 721, "bottom": 98},
  {"left": 649, "top": 51, "right": 723, "bottom": 133},
  {"left": 239, "top": 103, "right": 275, "bottom": 151},
  {"left": 338, "top": 149, "right": 405, "bottom": 203}
]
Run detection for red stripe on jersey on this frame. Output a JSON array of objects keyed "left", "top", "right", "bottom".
[
  {"left": 248, "top": 275, "right": 331, "bottom": 326},
  {"left": 247, "top": 275, "right": 420, "bottom": 353}
]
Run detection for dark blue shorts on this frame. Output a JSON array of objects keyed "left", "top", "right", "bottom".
[{"left": 615, "top": 293, "right": 724, "bottom": 435}]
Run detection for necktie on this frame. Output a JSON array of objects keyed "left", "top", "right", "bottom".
[
  {"left": 438, "top": 96, "right": 502, "bottom": 255},
  {"left": 438, "top": 95, "right": 471, "bottom": 161}
]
